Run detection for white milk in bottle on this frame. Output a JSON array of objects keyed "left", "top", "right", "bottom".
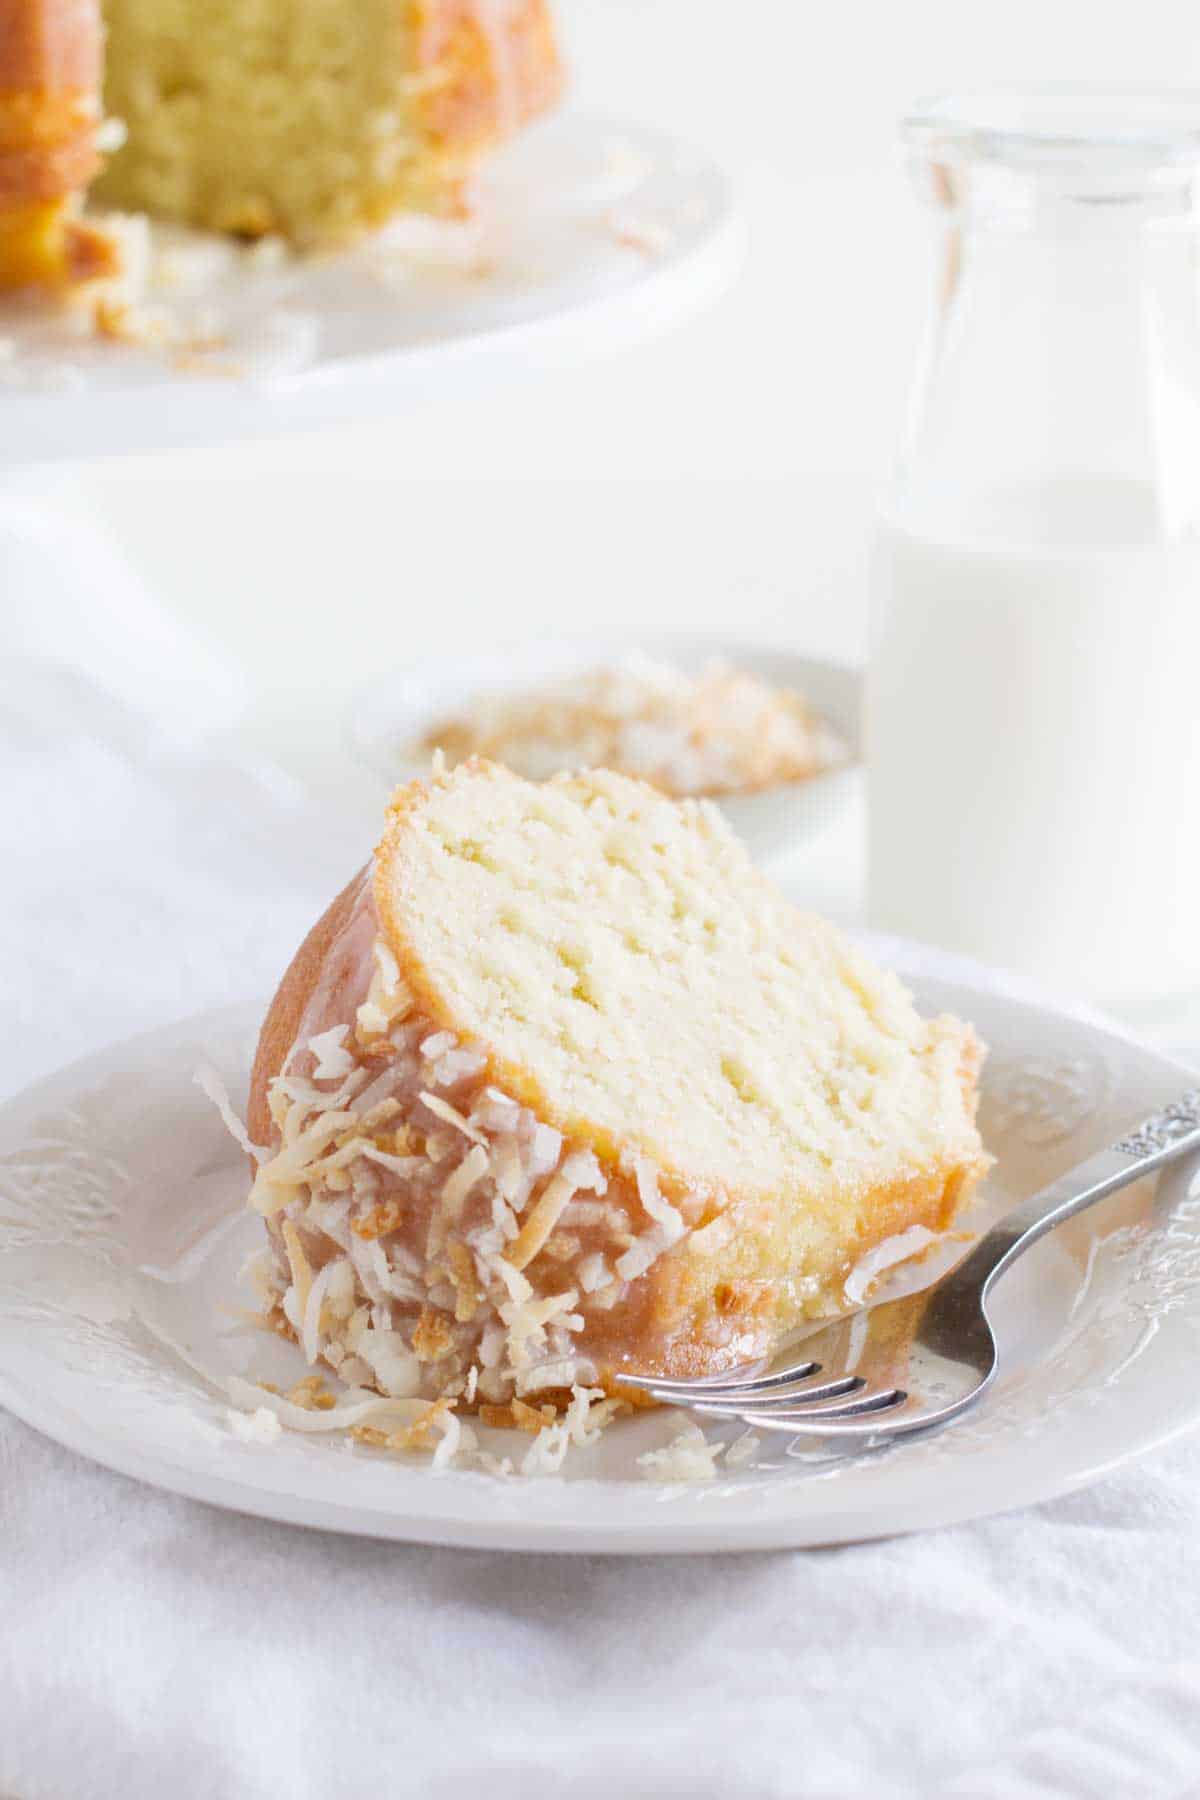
[{"left": 868, "top": 93, "right": 1200, "bottom": 1009}]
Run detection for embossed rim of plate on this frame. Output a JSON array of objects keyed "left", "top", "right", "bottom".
[{"left": 1, "top": 935, "right": 1199, "bottom": 1554}]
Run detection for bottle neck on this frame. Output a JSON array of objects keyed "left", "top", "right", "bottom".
[{"left": 896, "top": 174, "right": 1200, "bottom": 543}]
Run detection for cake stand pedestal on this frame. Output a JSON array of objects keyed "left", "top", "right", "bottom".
[{"left": 0, "top": 112, "right": 742, "bottom": 732}]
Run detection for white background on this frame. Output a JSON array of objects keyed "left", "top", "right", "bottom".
[{"left": 76, "top": 0, "right": 1200, "bottom": 777}]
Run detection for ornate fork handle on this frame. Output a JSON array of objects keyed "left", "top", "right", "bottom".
[
  {"left": 1114, "top": 1091, "right": 1200, "bottom": 1157},
  {"left": 932, "top": 1090, "right": 1200, "bottom": 1332},
  {"left": 628, "top": 1090, "right": 1200, "bottom": 1438}
]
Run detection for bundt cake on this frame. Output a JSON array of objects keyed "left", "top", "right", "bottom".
[
  {"left": 0, "top": 0, "right": 118, "bottom": 285},
  {"left": 243, "top": 760, "right": 989, "bottom": 1416},
  {"left": 0, "top": 0, "right": 561, "bottom": 288}
]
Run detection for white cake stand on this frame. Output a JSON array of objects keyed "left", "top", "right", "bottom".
[{"left": 2, "top": 112, "right": 742, "bottom": 733}]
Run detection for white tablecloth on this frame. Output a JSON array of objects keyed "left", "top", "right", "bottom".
[{"left": 4, "top": 651, "right": 1200, "bottom": 1800}]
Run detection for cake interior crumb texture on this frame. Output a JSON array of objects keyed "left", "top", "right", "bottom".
[
  {"left": 385, "top": 764, "right": 981, "bottom": 1203},
  {"left": 96, "top": 0, "right": 562, "bottom": 243},
  {"left": 373, "top": 764, "right": 988, "bottom": 1354}
]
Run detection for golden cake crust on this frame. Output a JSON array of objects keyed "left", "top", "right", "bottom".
[
  {"left": 412, "top": 0, "right": 563, "bottom": 153},
  {"left": 0, "top": 0, "right": 114, "bottom": 284},
  {"left": 248, "top": 868, "right": 368, "bottom": 1150}
]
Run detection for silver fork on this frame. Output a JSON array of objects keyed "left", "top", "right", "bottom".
[{"left": 622, "top": 1090, "right": 1200, "bottom": 1441}]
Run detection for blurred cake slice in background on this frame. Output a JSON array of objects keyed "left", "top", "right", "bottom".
[
  {"left": 0, "top": 0, "right": 119, "bottom": 287},
  {"left": 0, "top": 0, "right": 562, "bottom": 290},
  {"left": 95, "top": 0, "right": 562, "bottom": 247}
]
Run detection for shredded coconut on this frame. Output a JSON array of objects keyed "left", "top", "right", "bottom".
[
  {"left": 431, "top": 1409, "right": 463, "bottom": 1470},
  {"left": 633, "top": 1156, "right": 686, "bottom": 1243},
  {"left": 418, "top": 1092, "right": 487, "bottom": 1144},
  {"left": 637, "top": 1421, "right": 722, "bottom": 1482},
  {"left": 843, "top": 1225, "right": 938, "bottom": 1306},
  {"left": 723, "top": 1428, "right": 762, "bottom": 1469},
  {"left": 308, "top": 1025, "right": 356, "bottom": 1081},
  {"left": 357, "top": 1328, "right": 422, "bottom": 1398},
  {"left": 520, "top": 1417, "right": 572, "bottom": 1476},
  {"left": 226, "top": 1375, "right": 428, "bottom": 1436},
  {"left": 300, "top": 1256, "right": 342, "bottom": 1364},
  {"left": 227, "top": 1406, "right": 282, "bottom": 1445},
  {"left": 195, "top": 1063, "right": 267, "bottom": 1163}
]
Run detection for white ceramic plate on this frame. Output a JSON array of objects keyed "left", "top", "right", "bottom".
[
  {"left": 345, "top": 635, "right": 862, "bottom": 864},
  {"left": 0, "top": 112, "right": 741, "bottom": 465},
  {"left": 2, "top": 930, "right": 1198, "bottom": 1553}
]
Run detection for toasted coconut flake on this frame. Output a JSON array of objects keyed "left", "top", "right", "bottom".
[
  {"left": 446, "top": 1240, "right": 483, "bottom": 1323},
  {"left": 300, "top": 1256, "right": 340, "bottom": 1364},
  {"left": 273, "top": 1069, "right": 369, "bottom": 1116},
  {"left": 281, "top": 1221, "right": 314, "bottom": 1320},
  {"left": 472, "top": 1090, "right": 521, "bottom": 1133},
  {"left": 480, "top": 1399, "right": 556, "bottom": 1433},
  {"left": 528, "top": 1122, "right": 564, "bottom": 1177},
  {"left": 506, "top": 1170, "right": 580, "bottom": 1271},
  {"left": 285, "top": 1375, "right": 335, "bottom": 1411},
  {"left": 227, "top": 1406, "right": 282, "bottom": 1444},
  {"left": 195, "top": 1063, "right": 267, "bottom": 1163},
  {"left": 563, "top": 1383, "right": 622, "bottom": 1446},
  {"left": 844, "top": 1225, "right": 937, "bottom": 1306},
  {"left": 516, "top": 1354, "right": 597, "bottom": 1396},
  {"left": 433, "top": 1047, "right": 487, "bottom": 1087},
  {"left": 637, "top": 1421, "right": 721, "bottom": 1482},
  {"left": 373, "top": 936, "right": 402, "bottom": 994},
  {"left": 250, "top": 1110, "right": 360, "bottom": 1212},
  {"left": 356, "top": 999, "right": 390, "bottom": 1039},
  {"left": 724, "top": 1428, "right": 761, "bottom": 1468},
  {"left": 356, "top": 1143, "right": 424, "bottom": 1178},
  {"left": 491, "top": 1138, "right": 527, "bottom": 1206},
  {"left": 351, "top": 1196, "right": 406, "bottom": 1241},
  {"left": 633, "top": 1155, "right": 686, "bottom": 1243},
  {"left": 241, "top": 1245, "right": 284, "bottom": 1305},
  {"left": 578, "top": 1251, "right": 611, "bottom": 1293},
  {"left": 562, "top": 1149, "right": 606, "bottom": 1192},
  {"left": 228, "top": 1375, "right": 428, "bottom": 1435},
  {"left": 308, "top": 1025, "right": 355, "bottom": 1081},
  {"left": 686, "top": 1211, "right": 736, "bottom": 1257},
  {"left": 419, "top": 1092, "right": 486, "bottom": 1144},
  {"left": 520, "top": 1418, "right": 572, "bottom": 1476},
  {"left": 430, "top": 1143, "right": 489, "bottom": 1252},
  {"left": 431, "top": 1409, "right": 468, "bottom": 1470},
  {"left": 357, "top": 1327, "right": 422, "bottom": 1398},
  {"left": 412, "top": 1306, "right": 456, "bottom": 1363},
  {"left": 494, "top": 1258, "right": 533, "bottom": 1306}
]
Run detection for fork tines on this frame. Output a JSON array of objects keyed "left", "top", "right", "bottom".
[{"left": 621, "top": 1357, "right": 909, "bottom": 1436}]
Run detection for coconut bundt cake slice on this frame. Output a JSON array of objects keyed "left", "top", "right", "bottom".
[
  {"left": 0, "top": 0, "right": 561, "bottom": 291},
  {"left": 245, "top": 760, "right": 989, "bottom": 1411}
]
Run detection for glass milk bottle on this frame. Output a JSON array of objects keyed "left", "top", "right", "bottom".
[{"left": 868, "top": 92, "right": 1200, "bottom": 1011}]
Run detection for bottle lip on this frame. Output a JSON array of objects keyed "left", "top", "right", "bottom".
[{"left": 903, "top": 87, "right": 1200, "bottom": 176}]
